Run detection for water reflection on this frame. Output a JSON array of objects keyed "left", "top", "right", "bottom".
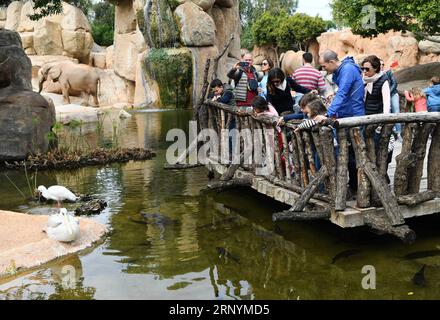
[{"left": 1, "top": 110, "right": 440, "bottom": 299}]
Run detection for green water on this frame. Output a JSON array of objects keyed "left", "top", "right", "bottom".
[{"left": 1, "top": 110, "right": 440, "bottom": 300}]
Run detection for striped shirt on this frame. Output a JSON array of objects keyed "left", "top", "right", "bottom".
[
  {"left": 293, "top": 65, "right": 326, "bottom": 93},
  {"left": 297, "top": 119, "right": 317, "bottom": 130}
]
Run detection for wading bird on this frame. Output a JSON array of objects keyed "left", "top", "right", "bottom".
[{"left": 37, "top": 185, "right": 78, "bottom": 207}]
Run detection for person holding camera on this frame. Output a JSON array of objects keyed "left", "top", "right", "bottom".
[{"left": 227, "top": 53, "right": 263, "bottom": 108}]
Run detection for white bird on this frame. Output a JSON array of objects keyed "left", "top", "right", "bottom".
[
  {"left": 45, "top": 208, "right": 80, "bottom": 243},
  {"left": 37, "top": 185, "right": 78, "bottom": 207}
]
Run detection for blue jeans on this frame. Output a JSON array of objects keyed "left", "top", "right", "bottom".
[
  {"left": 390, "top": 93, "right": 401, "bottom": 134},
  {"left": 292, "top": 93, "right": 304, "bottom": 113}
]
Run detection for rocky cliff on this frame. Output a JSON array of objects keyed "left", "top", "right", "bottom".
[{"left": 2, "top": 0, "right": 241, "bottom": 109}]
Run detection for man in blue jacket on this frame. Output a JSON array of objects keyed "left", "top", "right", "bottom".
[
  {"left": 317, "top": 50, "right": 366, "bottom": 197},
  {"left": 319, "top": 50, "right": 365, "bottom": 118}
]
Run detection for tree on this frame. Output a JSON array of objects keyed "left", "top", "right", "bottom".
[
  {"left": 331, "top": 0, "right": 440, "bottom": 42},
  {"left": 277, "top": 13, "right": 327, "bottom": 50},
  {"left": 90, "top": 1, "right": 115, "bottom": 46},
  {"left": 252, "top": 11, "right": 328, "bottom": 63},
  {"left": 0, "top": 0, "right": 92, "bottom": 20},
  {"left": 240, "top": 0, "right": 299, "bottom": 49}
]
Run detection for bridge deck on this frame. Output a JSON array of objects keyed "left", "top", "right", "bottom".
[{"left": 208, "top": 138, "right": 440, "bottom": 229}]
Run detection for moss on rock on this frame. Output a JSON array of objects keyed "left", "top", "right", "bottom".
[
  {"left": 139, "top": 0, "right": 179, "bottom": 48},
  {"left": 144, "top": 48, "right": 193, "bottom": 108}
]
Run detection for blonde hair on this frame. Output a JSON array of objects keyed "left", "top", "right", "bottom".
[{"left": 411, "top": 87, "right": 426, "bottom": 99}]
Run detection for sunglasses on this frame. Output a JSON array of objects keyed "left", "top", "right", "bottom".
[
  {"left": 262, "top": 62, "right": 269, "bottom": 66},
  {"left": 272, "top": 80, "right": 281, "bottom": 85},
  {"left": 361, "top": 67, "right": 371, "bottom": 72}
]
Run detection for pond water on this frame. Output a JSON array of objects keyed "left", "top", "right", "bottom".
[{"left": 1, "top": 110, "right": 440, "bottom": 300}]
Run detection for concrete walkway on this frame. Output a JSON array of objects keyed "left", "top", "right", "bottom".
[{"left": 0, "top": 210, "right": 107, "bottom": 277}]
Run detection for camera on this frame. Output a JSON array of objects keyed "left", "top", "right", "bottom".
[{"left": 239, "top": 61, "right": 249, "bottom": 68}]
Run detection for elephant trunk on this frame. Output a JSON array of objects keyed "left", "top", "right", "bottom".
[{"left": 38, "top": 70, "right": 44, "bottom": 93}]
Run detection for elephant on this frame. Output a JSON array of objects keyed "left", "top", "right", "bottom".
[
  {"left": 38, "top": 62, "right": 101, "bottom": 107},
  {"left": 279, "top": 50, "right": 306, "bottom": 76}
]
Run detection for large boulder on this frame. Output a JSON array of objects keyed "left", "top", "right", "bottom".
[
  {"left": 387, "top": 34, "right": 419, "bottom": 68},
  {"left": 222, "top": 2, "right": 241, "bottom": 59},
  {"left": 17, "top": 0, "right": 36, "bottom": 32},
  {"left": 419, "top": 37, "right": 440, "bottom": 54},
  {"left": 115, "top": 0, "right": 137, "bottom": 34},
  {"left": 214, "top": 0, "right": 234, "bottom": 8},
  {"left": 19, "top": 32, "right": 34, "bottom": 54},
  {"left": 114, "top": 32, "right": 141, "bottom": 82},
  {"left": 188, "top": 46, "right": 218, "bottom": 106},
  {"left": 252, "top": 45, "right": 278, "bottom": 66},
  {"left": 33, "top": 19, "right": 63, "bottom": 56},
  {"left": 98, "top": 69, "right": 135, "bottom": 106},
  {"left": 61, "top": 29, "right": 94, "bottom": 60},
  {"left": 192, "top": 0, "right": 216, "bottom": 11},
  {"left": 0, "top": 29, "right": 55, "bottom": 160},
  {"left": 175, "top": 2, "right": 216, "bottom": 47},
  {"left": 60, "top": 2, "right": 92, "bottom": 32},
  {"left": 8, "top": 1, "right": 94, "bottom": 62},
  {"left": 137, "top": 0, "right": 179, "bottom": 48},
  {"left": 5, "top": 1, "right": 23, "bottom": 31},
  {"left": 134, "top": 50, "right": 160, "bottom": 107},
  {"left": 317, "top": 29, "right": 427, "bottom": 70},
  {"left": 0, "top": 7, "right": 7, "bottom": 28},
  {"left": 106, "top": 45, "right": 115, "bottom": 69}
]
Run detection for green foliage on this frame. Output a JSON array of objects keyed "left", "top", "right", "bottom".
[
  {"left": 241, "top": 24, "right": 255, "bottom": 51},
  {"left": 240, "top": 0, "right": 299, "bottom": 49},
  {"left": 252, "top": 11, "right": 328, "bottom": 51},
  {"left": 90, "top": 1, "right": 115, "bottom": 46},
  {"left": 330, "top": 0, "right": 440, "bottom": 37},
  {"left": 252, "top": 11, "right": 286, "bottom": 47},
  {"left": 144, "top": 48, "right": 193, "bottom": 109},
  {"left": 28, "top": 0, "right": 92, "bottom": 20}
]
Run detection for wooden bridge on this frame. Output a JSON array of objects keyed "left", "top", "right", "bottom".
[{"left": 168, "top": 100, "right": 440, "bottom": 243}]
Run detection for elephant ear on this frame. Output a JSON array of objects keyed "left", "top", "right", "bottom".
[{"left": 48, "top": 66, "right": 61, "bottom": 81}]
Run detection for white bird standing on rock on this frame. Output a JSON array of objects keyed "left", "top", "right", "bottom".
[
  {"left": 45, "top": 208, "right": 80, "bottom": 243},
  {"left": 37, "top": 185, "right": 78, "bottom": 207}
]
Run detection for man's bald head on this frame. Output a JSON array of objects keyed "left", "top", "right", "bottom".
[{"left": 319, "top": 50, "right": 340, "bottom": 74}]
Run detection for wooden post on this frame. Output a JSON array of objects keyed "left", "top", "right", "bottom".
[
  {"left": 302, "top": 131, "right": 317, "bottom": 177},
  {"left": 295, "top": 131, "right": 309, "bottom": 187},
  {"left": 335, "top": 129, "right": 348, "bottom": 211},
  {"left": 349, "top": 127, "right": 404, "bottom": 225},
  {"left": 357, "top": 124, "right": 379, "bottom": 208},
  {"left": 320, "top": 126, "right": 336, "bottom": 201},
  {"left": 290, "top": 130, "right": 302, "bottom": 186},
  {"left": 290, "top": 166, "right": 328, "bottom": 212},
  {"left": 397, "top": 190, "right": 439, "bottom": 206},
  {"left": 281, "top": 129, "right": 292, "bottom": 182},
  {"left": 364, "top": 213, "right": 416, "bottom": 244},
  {"left": 273, "top": 128, "right": 284, "bottom": 180},
  {"left": 394, "top": 123, "right": 416, "bottom": 196},
  {"left": 272, "top": 210, "right": 330, "bottom": 222},
  {"left": 376, "top": 124, "right": 394, "bottom": 177},
  {"left": 263, "top": 175, "right": 331, "bottom": 203},
  {"left": 407, "top": 123, "right": 436, "bottom": 194},
  {"left": 428, "top": 124, "right": 440, "bottom": 192}
]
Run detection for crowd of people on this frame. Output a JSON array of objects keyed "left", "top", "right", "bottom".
[{"left": 207, "top": 49, "right": 440, "bottom": 197}]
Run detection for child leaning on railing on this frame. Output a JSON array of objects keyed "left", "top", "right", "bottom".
[{"left": 404, "top": 87, "right": 427, "bottom": 112}]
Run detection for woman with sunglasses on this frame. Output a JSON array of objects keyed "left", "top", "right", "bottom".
[
  {"left": 266, "top": 68, "right": 311, "bottom": 115},
  {"left": 258, "top": 58, "right": 274, "bottom": 99},
  {"left": 361, "top": 55, "right": 395, "bottom": 183},
  {"left": 361, "top": 55, "right": 391, "bottom": 116}
]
